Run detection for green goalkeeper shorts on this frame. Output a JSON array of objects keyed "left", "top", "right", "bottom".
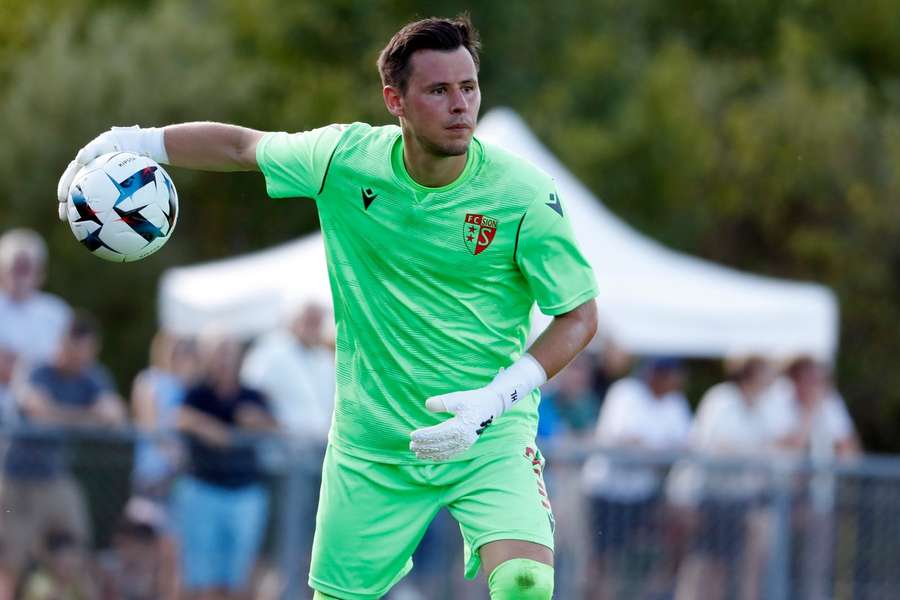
[{"left": 308, "top": 443, "right": 555, "bottom": 600}]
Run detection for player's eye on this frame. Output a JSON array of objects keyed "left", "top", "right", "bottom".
[{"left": 431, "top": 87, "right": 446, "bottom": 95}]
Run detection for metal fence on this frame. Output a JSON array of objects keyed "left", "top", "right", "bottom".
[{"left": 1, "top": 427, "right": 899, "bottom": 600}]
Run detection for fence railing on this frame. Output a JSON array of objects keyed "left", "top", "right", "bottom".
[{"left": 0, "top": 426, "right": 898, "bottom": 600}]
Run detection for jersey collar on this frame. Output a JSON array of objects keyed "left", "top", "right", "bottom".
[{"left": 390, "top": 131, "right": 483, "bottom": 194}]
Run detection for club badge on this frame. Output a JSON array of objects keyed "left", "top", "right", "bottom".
[{"left": 463, "top": 213, "right": 498, "bottom": 255}]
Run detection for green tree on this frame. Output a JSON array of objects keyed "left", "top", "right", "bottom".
[{"left": 1, "top": 0, "right": 899, "bottom": 449}]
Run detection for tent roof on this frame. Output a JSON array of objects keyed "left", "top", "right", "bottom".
[{"left": 159, "top": 108, "right": 838, "bottom": 359}]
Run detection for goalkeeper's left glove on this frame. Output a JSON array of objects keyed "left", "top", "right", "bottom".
[
  {"left": 409, "top": 354, "right": 546, "bottom": 461},
  {"left": 57, "top": 126, "right": 168, "bottom": 221}
]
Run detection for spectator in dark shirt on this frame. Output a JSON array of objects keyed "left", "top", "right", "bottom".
[
  {"left": 173, "top": 333, "right": 277, "bottom": 600},
  {"left": 0, "top": 311, "right": 124, "bottom": 591}
]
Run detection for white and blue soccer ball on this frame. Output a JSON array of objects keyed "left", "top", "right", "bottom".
[{"left": 66, "top": 152, "right": 178, "bottom": 262}]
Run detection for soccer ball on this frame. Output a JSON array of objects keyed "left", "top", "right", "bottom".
[{"left": 66, "top": 152, "right": 178, "bottom": 262}]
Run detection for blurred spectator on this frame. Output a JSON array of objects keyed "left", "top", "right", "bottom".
[
  {"left": 130, "top": 331, "right": 199, "bottom": 502},
  {"left": 241, "top": 302, "right": 334, "bottom": 444},
  {"left": 240, "top": 303, "right": 333, "bottom": 594},
  {"left": 0, "top": 229, "right": 71, "bottom": 368},
  {"left": 581, "top": 357, "right": 692, "bottom": 600},
  {"left": 538, "top": 353, "right": 601, "bottom": 447},
  {"left": 19, "top": 529, "right": 97, "bottom": 600},
  {"left": 589, "top": 339, "right": 633, "bottom": 403},
  {"left": 95, "top": 497, "right": 177, "bottom": 600},
  {"left": 670, "top": 356, "right": 778, "bottom": 600},
  {"left": 762, "top": 356, "right": 861, "bottom": 461},
  {"left": 0, "top": 344, "right": 17, "bottom": 425},
  {"left": 537, "top": 353, "right": 604, "bottom": 597},
  {"left": 128, "top": 332, "right": 197, "bottom": 600},
  {"left": 0, "top": 311, "right": 124, "bottom": 589},
  {"left": 174, "top": 333, "right": 277, "bottom": 600},
  {"left": 761, "top": 356, "right": 861, "bottom": 600}
]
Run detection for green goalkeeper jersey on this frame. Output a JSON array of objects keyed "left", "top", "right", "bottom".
[{"left": 257, "top": 122, "right": 598, "bottom": 463}]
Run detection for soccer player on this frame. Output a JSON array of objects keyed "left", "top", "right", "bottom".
[{"left": 57, "top": 15, "right": 599, "bottom": 600}]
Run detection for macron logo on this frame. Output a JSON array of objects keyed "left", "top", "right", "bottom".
[
  {"left": 361, "top": 187, "right": 378, "bottom": 210},
  {"left": 546, "top": 193, "right": 563, "bottom": 217}
]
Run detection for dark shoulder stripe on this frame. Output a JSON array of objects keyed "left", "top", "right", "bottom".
[
  {"left": 316, "top": 143, "right": 340, "bottom": 196},
  {"left": 512, "top": 211, "right": 527, "bottom": 263}
]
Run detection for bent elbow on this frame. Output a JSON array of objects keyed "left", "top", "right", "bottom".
[
  {"left": 585, "top": 301, "right": 599, "bottom": 341},
  {"left": 578, "top": 299, "right": 599, "bottom": 345}
]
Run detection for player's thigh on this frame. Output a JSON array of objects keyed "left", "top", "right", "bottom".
[
  {"left": 310, "top": 445, "right": 441, "bottom": 598},
  {"left": 480, "top": 539, "right": 553, "bottom": 578},
  {"left": 446, "top": 444, "right": 555, "bottom": 579}
]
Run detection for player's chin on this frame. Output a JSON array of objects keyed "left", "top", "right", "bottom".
[{"left": 434, "top": 137, "right": 471, "bottom": 157}]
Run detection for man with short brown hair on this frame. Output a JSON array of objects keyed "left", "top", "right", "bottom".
[{"left": 58, "top": 15, "right": 599, "bottom": 600}]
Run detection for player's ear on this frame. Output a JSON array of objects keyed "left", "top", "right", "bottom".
[{"left": 383, "top": 85, "right": 404, "bottom": 118}]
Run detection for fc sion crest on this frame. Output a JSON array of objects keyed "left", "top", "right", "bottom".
[{"left": 464, "top": 213, "right": 498, "bottom": 255}]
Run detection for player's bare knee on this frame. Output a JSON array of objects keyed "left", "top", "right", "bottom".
[{"left": 488, "top": 558, "right": 554, "bottom": 599}]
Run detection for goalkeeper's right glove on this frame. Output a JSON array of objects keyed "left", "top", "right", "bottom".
[
  {"left": 56, "top": 126, "right": 168, "bottom": 221},
  {"left": 409, "top": 354, "right": 547, "bottom": 461}
]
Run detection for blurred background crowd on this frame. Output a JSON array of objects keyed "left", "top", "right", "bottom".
[{"left": 0, "top": 226, "right": 878, "bottom": 600}]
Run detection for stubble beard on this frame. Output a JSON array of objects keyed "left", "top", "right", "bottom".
[{"left": 421, "top": 134, "right": 470, "bottom": 158}]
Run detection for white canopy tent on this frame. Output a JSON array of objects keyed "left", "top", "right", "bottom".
[{"left": 158, "top": 108, "right": 838, "bottom": 359}]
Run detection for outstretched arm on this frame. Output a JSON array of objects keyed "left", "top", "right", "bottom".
[
  {"left": 57, "top": 122, "right": 267, "bottom": 219},
  {"left": 162, "top": 123, "right": 264, "bottom": 171}
]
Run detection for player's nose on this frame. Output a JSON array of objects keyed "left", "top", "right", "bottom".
[{"left": 449, "top": 87, "right": 468, "bottom": 113}]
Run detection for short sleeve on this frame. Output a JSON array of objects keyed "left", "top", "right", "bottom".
[
  {"left": 89, "top": 365, "right": 116, "bottom": 395},
  {"left": 239, "top": 388, "right": 269, "bottom": 413},
  {"left": 28, "top": 365, "right": 52, "bottom": 388},
  {"left": 671, "top": 394, "right": 693, "bottom": 441},
  {"left": 515, "top": 186, "right": 599, "bottom": 315},
  {"left": 183, "top": 386, "right": 208, "bottom": 412},
  {"left": 595, "top": 380, "right": 634, "bottom": 442},
  {"left": 255, "top": 125, "right": 345, "bottom": 199},
  {"left": 824, "top": 394, "right": 854, "bottom": 440}
]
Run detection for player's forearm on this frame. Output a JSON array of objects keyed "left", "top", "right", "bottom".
[
  {"left": 176, "top": 407, "right": 232, "bottom": 446},
  {"left": 162, "top": 122, "right": 265, "bottom": 172},
  {"left": 528, "top": 299, "right": 598, "bottom": 379}
]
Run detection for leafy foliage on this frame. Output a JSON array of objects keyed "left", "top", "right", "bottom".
[{"left": 1, "top": 0, "right": 898, "bottom": 448}]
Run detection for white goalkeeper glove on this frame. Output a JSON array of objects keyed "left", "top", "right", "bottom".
[
  {"left": 409, "top": 354, "right": 546, "bottom": 461},
  {"left": 56, "top": 126, "right": 168, "bottom": 221}
]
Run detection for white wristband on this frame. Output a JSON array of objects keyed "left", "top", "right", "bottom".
[
  {"left": 488, "top": 353, "right": 547, "bottom": 413},
  {"left": 110, "top": 126, "right": 169, "bottom": 164},
  {"left": 144, "top": 127, "right": 169, "bottom": 164}
]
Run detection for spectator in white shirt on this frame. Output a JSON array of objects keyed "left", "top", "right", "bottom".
[
  {"left": 239, "top": 303, "right": 334, "bottom": 584},
  {"left": 582, "top": 357, "right": 692, "bottom": 600},
  {"left": 671, "top": 356, "right": 777, "bottom": 600},
  {"left": 240, "top": 303, "right": 335, "bottom": 445},
  {"left": 761, "top": 357, "right": 860, "bottom": 461},
  {"left": 0, "top": 229, "right": 71, "bottom": 370},
  {"left": 760, "top": 356, "right": 860, "bottom": 600}
]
